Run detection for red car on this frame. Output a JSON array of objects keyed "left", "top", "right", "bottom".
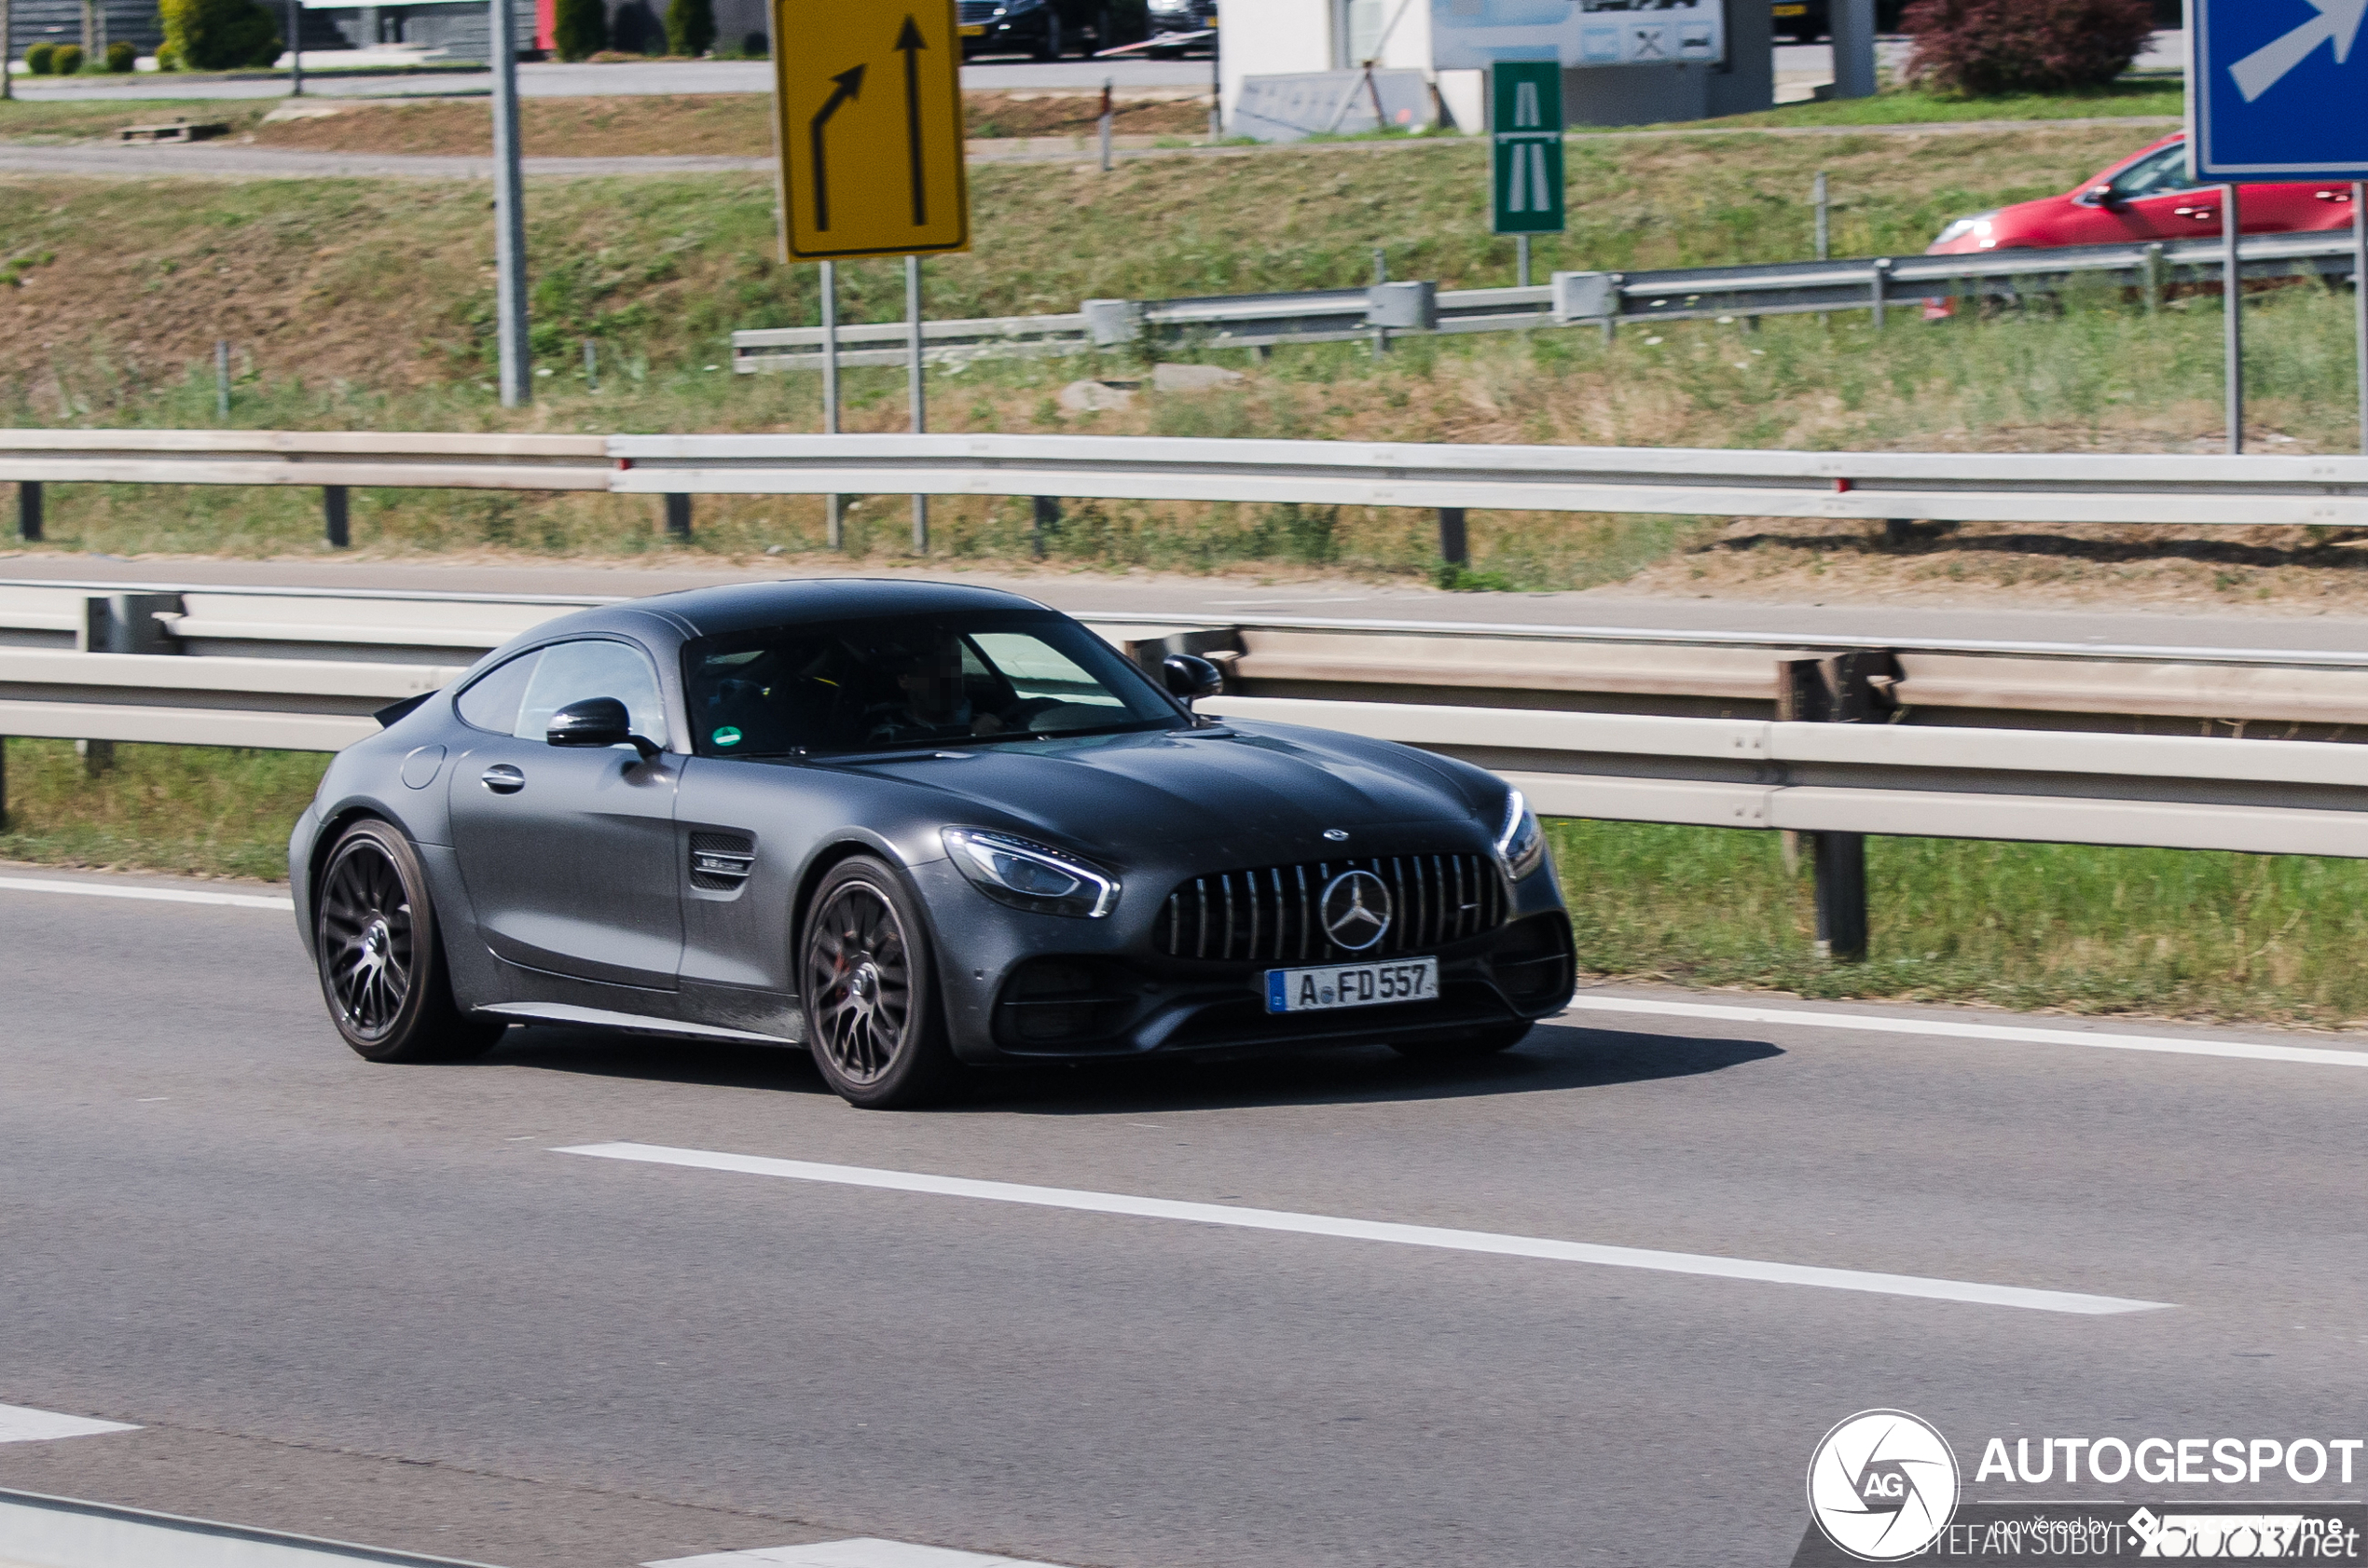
[{"left": 1925, "top": 131, "right": 2357, "bottom": 254}]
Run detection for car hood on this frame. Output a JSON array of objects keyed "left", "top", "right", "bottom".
[{"left": 834, "top": 722, "right": 1494, "bottom": 864}]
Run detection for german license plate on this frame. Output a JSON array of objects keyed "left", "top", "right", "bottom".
[
  {"left": 1266, "top": 957, "right": 1439, "bottom": 1014},
  {"left": 1772, "top": 6, "right": 1807, "bottom": 15},
  {"left": 958, "top": 22, "right": 986, "bottom": 34}
]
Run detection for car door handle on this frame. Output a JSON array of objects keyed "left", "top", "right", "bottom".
[
  {"left": 2174, "top": 206, "right": 2216, "bottom": 219},
  {"left": 480, "top": 764, "right": 525, "bottom": 794}
]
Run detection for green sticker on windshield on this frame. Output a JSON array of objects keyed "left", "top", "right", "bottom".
[{"left": 711, "top": 725, "right": 744, "bottom": 749}]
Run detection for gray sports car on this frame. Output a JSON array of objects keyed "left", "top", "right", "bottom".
[{"left": 289, "top": 581, "right": 1576, "bottom": 1107}]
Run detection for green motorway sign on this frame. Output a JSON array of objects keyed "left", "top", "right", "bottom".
[{"left": 1489, "top": 61, "right": 1564, "bottom": 236}]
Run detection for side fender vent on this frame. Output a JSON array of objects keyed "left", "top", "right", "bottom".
[{"left": 689, "top": 832, "right": 755, "bottom": 890}]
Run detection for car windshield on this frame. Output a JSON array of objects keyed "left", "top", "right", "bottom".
[
  {"left": 2103, "top": 142, "right": 2196, "bottom": 201},
  {"left": 683, "top": 610, "right": 1184, "bottom": 758}
]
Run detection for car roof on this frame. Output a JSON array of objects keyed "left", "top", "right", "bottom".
[{"left": 520, "top": 577, "right": 1059, "bottom": 648}]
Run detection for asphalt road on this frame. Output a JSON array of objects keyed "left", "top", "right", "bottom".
[
  {"left": 4, "top": 869, "right": 2366, "bottom": 1567},
  {"left": 11, "top": 554, "right": 2368, "bottom": 655}
]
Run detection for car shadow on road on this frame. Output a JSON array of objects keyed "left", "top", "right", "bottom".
[
  {"left": 475, "top": 1017, "right": 1781, "bottom": 1112},
  {"left": 975, "top": 1020, "right": 1783, "bottom": 1114}
]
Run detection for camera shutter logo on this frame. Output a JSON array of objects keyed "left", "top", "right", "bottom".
[
  {"left": 1319, "top": 870, "right": 1392, "bottom": 952},
  {"left": 1807, "top": 1410, "right": 1960, "bottom": 1561}
]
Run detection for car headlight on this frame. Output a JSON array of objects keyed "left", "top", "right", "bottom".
[
  {"left": 1494, "top": 790, "right": 1546, "bottom": 880},
  {"left": 1930, "top": 212, "right": 1996, "bottom": 249},
  {"left": 943, "top": 829, "right": 1119, "bottom": 918}
]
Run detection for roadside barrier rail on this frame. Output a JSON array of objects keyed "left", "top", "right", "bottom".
[
  {"left": 13, "top": 577, "right": 2368, "bottom": 960},
  {"left": 728, "top": 230, "right": 2365, "bottom": 371}
]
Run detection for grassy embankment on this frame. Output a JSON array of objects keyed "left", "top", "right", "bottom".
[
  {"left": 7, "top": 109, "right": 2361, "bottom": 589},
  {"left": 9, "top": 737, "right": 2366, "bottom": 1028}
]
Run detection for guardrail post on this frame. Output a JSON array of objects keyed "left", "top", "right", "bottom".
[
  {"left": 1031, "top": 495, "right": 1060, "bottom": 559},
  {"left": 1780, "top": 652, "right": 1895, "bottom": 962},
  {"left": 2142, "top": 242, "right": 2166, "bottom": 314},
  {"left": 323, "top": 486, "right": 350, "bottom": 549},
  {"left": 664, "top": 494, "right": 693, "bottom": 539},
  {"left": 1438, "top": 508, "right": 1468, "bottom": 567},
  {"left": 1871, "top": 258, "right": 1891, "bottom": 331},
  {"left": 15, "top": 481, "right": 39, "bottom": 543}
]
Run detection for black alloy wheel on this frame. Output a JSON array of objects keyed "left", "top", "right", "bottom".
[
  {"left": 801, "top": 857, "right": 957, "bottom": 1108},
  {"left": 315, "top": 820, "right": 504, "bottom": 1064}
]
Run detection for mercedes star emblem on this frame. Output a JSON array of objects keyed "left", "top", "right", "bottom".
[{"left": 1319, "top": 869, "right": 1393, "bottom": 952}]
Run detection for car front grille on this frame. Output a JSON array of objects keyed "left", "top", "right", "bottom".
[
  {"left": 956, "top": 0, "right": 1000, "bottom": 20},
  {"left": 1155, "top": 853, "right": 1506, "bottom": 965}
]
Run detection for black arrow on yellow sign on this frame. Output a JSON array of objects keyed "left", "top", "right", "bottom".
[
  {"left": 807, "top": 62, "right": 865, "bottom": 232},
  {"left": 895, "top": 16, "right": 929, "bottom": 227}
]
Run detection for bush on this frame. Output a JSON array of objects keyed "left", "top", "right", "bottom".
[
  {"left": 155, "top": 41, "right": 181, "bottom": 68},
  {"left": 51, "top": 42, "right": 84, "bottom": 73},
  {"left": 158, "top": 0, "right": 283, "bottom": 70},
  {"left": 105, "top": 38, "right": 136, "bottom": 70},
  {"left": 24, "top": 41, "right": 56, "bottom": 73},
  {"left": 1902, "top": 0, "right": 2155, "bottom": 95},
  {"left": 552, "top": 0, "right": 607, "bottom": 60},
  {"left": 664, "top": 0, "right": 713, "bottom": 57}
]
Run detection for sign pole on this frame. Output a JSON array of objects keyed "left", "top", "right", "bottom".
[
  {"left": 2354, "top": 183, "right": 2367, "bottom": 456},
  {"left": 1516, "top": 234, "right": 1530, "bottom": 288},
  {"left": 2223, "top": 184, "right": 2242, "bottom": 456},
  {"left": 3, "top": 0, "right": 13, "bottom": 102},
  {"left": 288, "top": 0, "right": 303, "bottom": 95},
  {"left": 490, "top": 0, "right": 530, "bottom": 408},
  {"left": 907, "top": 254, "right": 928, "bottom": 555},
  {"left": 821, "top": 258, "right": 842, "bottom": 550}
]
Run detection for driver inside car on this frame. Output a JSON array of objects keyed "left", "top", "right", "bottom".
[{"left": 871, "top": 634, "right": 1007, "bottom": 741}]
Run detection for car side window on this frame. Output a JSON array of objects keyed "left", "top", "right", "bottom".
[
  {"left": 513, "top": 640, "right": 669, "bottom": 747},
  {"left": 2111, "top": 144, "right": 2199, "bottom": 201},
  {"left": 454, "top": 650, "right": 541, "bottom": 735}
]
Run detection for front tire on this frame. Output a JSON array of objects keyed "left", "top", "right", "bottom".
[
  {"left": 801, "top": 856, "right": 959, "bottom": 1108},
  {"left": 314, "top": 819, "right": 504, "bottom": 1064}
]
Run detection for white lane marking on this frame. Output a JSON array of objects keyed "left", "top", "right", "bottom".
[
  {"left": 558, "top": 1142, "right": 2168, "bottom": 1316},
  {"left": 0, "top": 1402, "right": 141, "bottom": 1444},
  {"left": 650, "top": 1539, "right": 1067, "bottom": 1568},
  {"left": 1562, "top": 994, "right": 2368, "bottom": 1069},
  {"left": 0, "top": 876, "right": 293, "bottom": 912}
]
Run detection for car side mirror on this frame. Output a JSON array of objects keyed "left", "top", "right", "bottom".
[
  {"left": 2087, "top": 184, "right": 2123, "bottom": 207},
  {"left": 1162, "top": 653, "right": 1224, "bottom": 708},
  {"left": 546, "top": 696, "right": 660, "bottom": 760}
]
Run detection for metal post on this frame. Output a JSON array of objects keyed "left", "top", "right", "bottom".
[
  {"left": 1812, "top": 831, "right": 1868, "bottom": 962},
  {"left": 821, "top": 258, "right": 842, "bottom": 550},
  {"left": 1830, "top": 0, "right": 1875, "bottom": 98},
  {"left": 2353, "top": 182, "right": 2366, "bottom": 456},
  {"left": 1516, "top": 235, "right": 1531, "bottom": 289},
  {"left": 490, "top": 0, "right": 531, "bottom": 408},
  {"left": 214, "top": 340, "right": 230, "bottom": 420},
  {"left": 1031, "top": 495, "right": 1059, "bottom": 558},
  {"left": 1438, "top": 507, "right": 1468, "bottom": 567},
  {"left": 1371, "top": 246, "right": 1389, "bottom": 356},
  {"left": 906, "top": 254, "right": 927, "bottom": 554},
  {"left": 3, "top": 0, "right": 15, "bottom": 102},
  {"left": 0, "top": 734, "right": 8, "bottom": 831},
  {"left": 323, "top": 486, "right": 349, "bottom": 548},
  {"left": 1812, "top": 172, "right": 1829, "bottom": 260},
  {"left": 2142, "top": 241, "right": 2165, "bottom": 314},
  {"left": 2223, "top": 184, "right": 2243, "bottom": 456},
  {"left": 583, "top": 338, "right": 599, "bottom": 390},
  {"left": 664, "top": 494, "right": 692, "bottom": 538},
  {"left": 1208, "top": 30, "right": 1220, "bottom": 143},
  {"left": 17, "top": 482, "right": 40, "bottom": 542},
  {"left": 287, "top": 0, "right": 302, "bottom": 94},
  {"left": 1098, "top": 77, "right": 1113, "bottom": 172},
  {"left": 1871, "top": 257, "right": 1889, "bottom": 330}
]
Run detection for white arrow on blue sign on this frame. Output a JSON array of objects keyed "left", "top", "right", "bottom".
[{"left": 2190, "top": 0, "right": 2368, "bottom": 179}]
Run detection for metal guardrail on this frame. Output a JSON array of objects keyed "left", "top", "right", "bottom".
[
  {"left": 729, "top": 231, "right": 2366, "bottom": 371},
  {"left": 10, "top": 430, "right": 2368, "bottom": 535},
  {"left": 0, "top": 1486, "right": 505, "bottom": 1568}
]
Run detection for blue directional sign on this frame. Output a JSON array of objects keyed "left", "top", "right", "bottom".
[{"left": 2189, "top": 0, "right": 2368, "bottom": 180}]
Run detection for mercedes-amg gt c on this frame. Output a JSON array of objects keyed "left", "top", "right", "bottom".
[{"left": 291, "top": 581, "right": 1576, "bottom": 1107}]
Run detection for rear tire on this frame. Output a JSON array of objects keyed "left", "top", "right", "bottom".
[
  {"left": 801, "top": 856, "right": 960, "bottom": 1109},
  {"left": 1389, "top": 1022, "right": 1531, "bottom": 1060},
  {"left": 314, "top": 819, "right": 504, "bottom": 1064}
]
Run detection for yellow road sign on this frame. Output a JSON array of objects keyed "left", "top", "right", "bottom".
[{"left": 773, "top": 0, "right": 971, "bottom": 259}]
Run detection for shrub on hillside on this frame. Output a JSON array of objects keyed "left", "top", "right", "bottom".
[
  {"left": 158, "top": 0, "right": 283, "bottom": 71},
  {"left": 664, "top": 0, "right": 713, "bottom": 57},
  {"left": 105, "top": 39, "right": 136, "bottom": 70},
  {"left": 52, "top": 43, "right": 84, "bottom": 73},
  {"left": 24, "top": 42, "right": 56, "bottom": 73},
  {"left": 1902, "top": 0, "right": 2155, "bottom": 95},
  {"left": 552, "top": 0, "right": 607, "bottom": 59}
]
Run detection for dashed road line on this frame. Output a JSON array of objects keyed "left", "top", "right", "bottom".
[
  {"left": 0, "top": 1402, "right": 140, "bottom": 1444},
  {"left": 0, "top": 876, "right": 293, "bottom": 912},
  {"left": 558, "top": 1142, "right": 2169, "bottom": 1316}
]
